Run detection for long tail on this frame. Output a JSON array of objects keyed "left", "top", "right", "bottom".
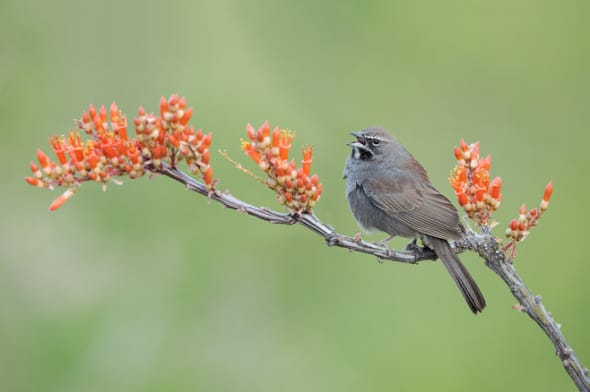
[{"left": 430, "top": 237, "right": 486, "bottom": 314}]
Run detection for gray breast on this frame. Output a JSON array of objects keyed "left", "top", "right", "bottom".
[{"left": 346, "top": 183, "right": 417, "bottom": 238}]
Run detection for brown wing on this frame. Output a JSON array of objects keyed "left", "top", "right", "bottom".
[{"left": 362, "top": 175, "right": 463, "bottom": 240}]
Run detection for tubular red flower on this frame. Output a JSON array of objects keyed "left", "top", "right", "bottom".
[
  {"left": 302, "top": 146, "right": 313, "bottom": 176},
  {"left": 167, "top": 134, "right": 180, "bottom": 148},
  {"left": 202, "top": 133, "right": 212, "bottom": 148},
  {"left": 246, "top": 123, "right": 256, "bottom": 141},
  {"left": 312, "top": 183, "right": 323, "bottom": 200},
  {"left": 180, "top": 107, "right": 192, "bottom": 126},
  {"left": 543, "top": 181, "right": 553, "bottom": 202},
  {"left": 475, "top": 188, "right": 486, "bottom": 202},
  {"left": 127, "top": 145, "right": 140, "bottom": 164},
  {"left": 110, "top": 102, "right": 120, "bottom": 125},
  {"left": 86, "top": 151, "right": 99, "bottom": 169},
  {"left": 204, "top": 166, "right": 213, "bottom": 187},
  {"left": 460, "top": 139, "right": 469, "bottom": 152},
  {"left": 88, "top": 104, "right": 97, "bottom": 120},
  {"left": 279, "top": 130, "right": 293, "bottom": 161},
  {"left": 195, "top": 128, "right": 203, "bottom": 140},
  {"left": 479, "top": 155, "right": 491, "bottom": 171},
  {"left": 489, "top": 176, "right": 502, "bottom": 200},
  {"left": 457, "top": 192, "right": 469, "bottom": 206},
  {"left": 99, "top": 105, "right": 107, "bottom": 123},
  {"left": 271, "top": 127, "right": 280, "bottom": 149},
  {"left": 50, "top": 136, "right": 68, "bottom": 165},
  {"left": 25, "top": 176, "right": 44, "bottom": 187},
  {"left": 29, "top": 161, "right": 40, "bottom": 174},
  {"left": 449, "top": 165, "right": 467, "bottom": 194},
  {"left": 93, "top": 114, "right": 104, "bottom": 133},
  {"left": 470, "top": 142, "right": 480, "bottom": 162},
  {"left": 260, "top": 120, "right": 270, "bottom": 138},
  {"left": 244, "top": 144, "right": 261, "bottom": 164},
  {"left": 160, "top": 96, "right": 169, "bottom": 116},
  {"left": 37, "top": 149, "right": 50, "bottom": 170},
  {"left": 510, "top": 219, "right": 518, "bottom": 231},
  {"left": 168, "top": 94, "right": 179, "bottom": 107},
  {"left": 49, "top": 188, "right": 77, "bottom": 211},
  {"left": 101, "top": 139, "right": 115, "bottom": 158}
]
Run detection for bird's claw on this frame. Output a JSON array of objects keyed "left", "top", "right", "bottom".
[{"left": 405, "top": 239, "right": 422, "bottom": 253}]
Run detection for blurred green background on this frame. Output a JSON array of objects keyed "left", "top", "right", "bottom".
[{"left": 1, "top": 0, "right": 588, "bottom": 391}]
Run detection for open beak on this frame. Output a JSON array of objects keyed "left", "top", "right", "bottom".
[
  {"left": 350, "top": 132, "right": 365, "bottom": 143},
  {"left": 347, "top": 132, "right": 368, "bottom": 150}
]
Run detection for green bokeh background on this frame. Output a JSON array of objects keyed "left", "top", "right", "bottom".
[{"left": 1, "top": 0, "right": 588, "bottom": 391}]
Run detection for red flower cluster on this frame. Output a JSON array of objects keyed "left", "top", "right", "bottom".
[
  {"left": 135, "top": 95, "right": 213, "bottom": 185},
  {"left": 504, "top": 182, "right": 553, "bottom": 259},
  {"left": 25, "top": 95, "right": 213, "bottom": 211},
  {"left": 241, "top": 121, "right": 322, "bottom": 212},
  {"left": 449, "top": 140, "right": 502, "bottom": 225}
]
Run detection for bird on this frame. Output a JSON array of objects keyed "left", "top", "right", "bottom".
[{"left": 343, "top": 127, "right": 486, "bottom": 313}]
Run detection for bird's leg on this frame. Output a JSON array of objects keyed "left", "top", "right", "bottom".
[{"left": 376, "top": 234, "right": 395, "bottom": 247}]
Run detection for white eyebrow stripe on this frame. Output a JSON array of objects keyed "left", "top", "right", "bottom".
[{"left": 365, "top": 135, "right": 386, "bottom": 142}]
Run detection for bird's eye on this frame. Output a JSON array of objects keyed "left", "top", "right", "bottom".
[{"left": 371, "top": 139, "right": 380, "bottom": 146}]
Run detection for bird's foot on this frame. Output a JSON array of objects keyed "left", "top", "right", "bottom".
[{"left": 404, "top": 239, "right": 422, "bottom": 253}]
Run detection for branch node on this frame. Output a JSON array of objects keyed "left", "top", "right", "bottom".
[
  {"left": 325, "top": 232, "right": 340, "bottom": 247},
  {"left": 287, "top": 212, "right": 300, "bottom": 225},
  {"left": 353, "top": 232, "right": 362, "bottom": 243}
]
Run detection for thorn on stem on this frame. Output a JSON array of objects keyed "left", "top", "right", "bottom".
[{"left": 512, "top": 304, "right": 526, "bottom": 312}]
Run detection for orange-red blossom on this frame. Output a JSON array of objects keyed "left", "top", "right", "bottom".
[
  {"left": 449, "top": 140, "right": 502, "bottom": 226},
  {"left": 504, "top": 182, "right": 553, "bottom": 259},
  {"left": 25, "top": 95, "right": 214, "bottom": 211},
  {"left": 448, "top": 139, "right": 555, "bottom": 260},
  {"left": 241, "top": 121, "right": 322, "bottom": 212}
]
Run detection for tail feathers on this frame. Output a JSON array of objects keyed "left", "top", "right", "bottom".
[{"left": 430, "top": 238, "right": 486, "bottom": 314}]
